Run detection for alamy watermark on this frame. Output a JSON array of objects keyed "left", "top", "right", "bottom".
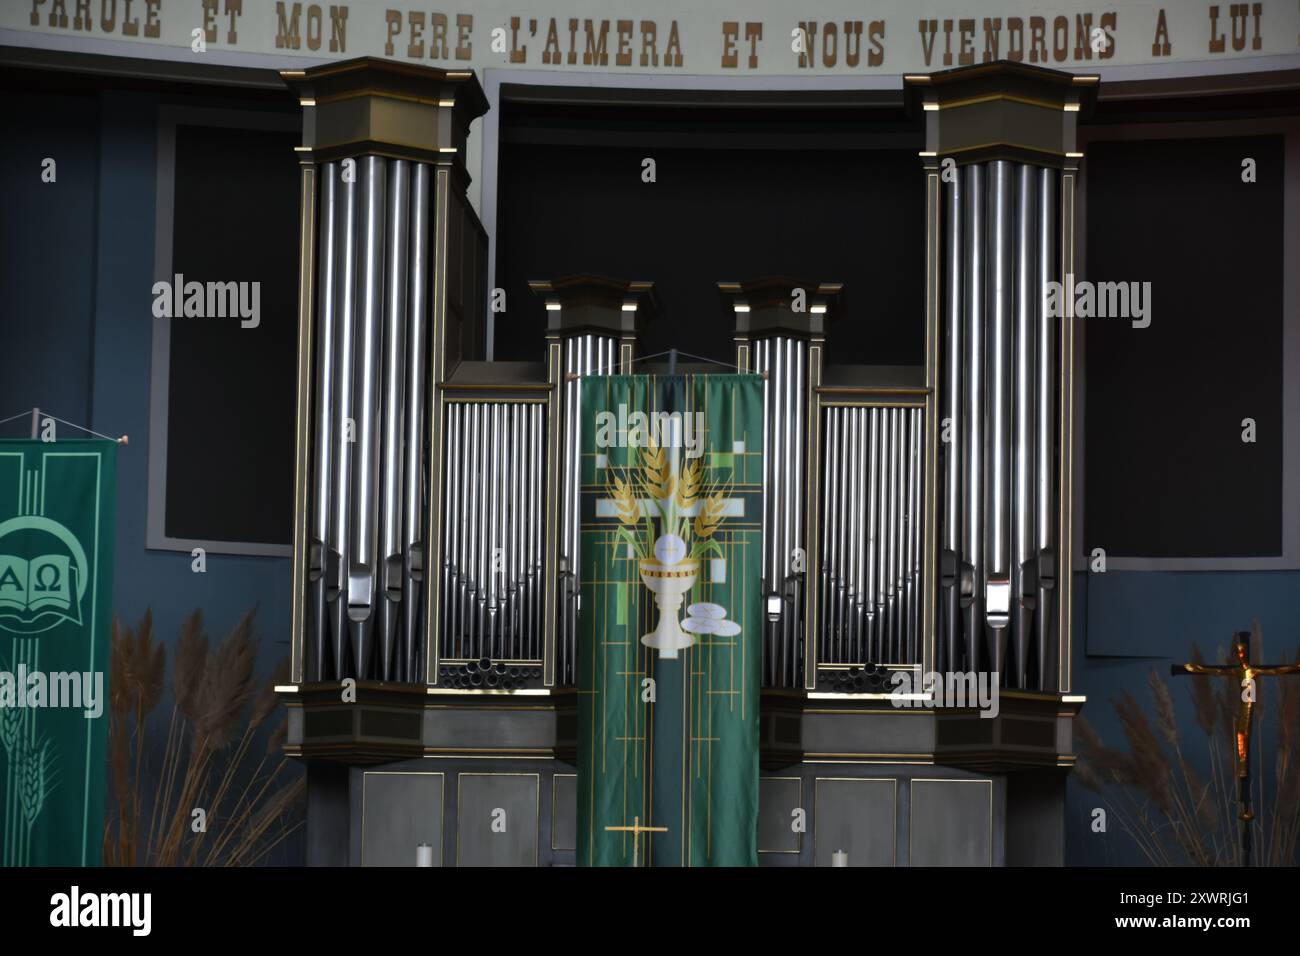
[
  {"left": 889, "top": 669, "right": 1000, "bottom": 719},
  {"left": 0, "top": 664, "right": 104, "bottom": 719},
  {"left": 593, "top": 403, "right": 706, "bottom": 459},
  {"left": 151, "top": 273, "right": 260, "bottom": 328},
  {"left": 50, "top": 886, "right": 151, "bottom": 936},
  {"left": 1045, "top": 273, "right": 1151, "bottom": 329}
]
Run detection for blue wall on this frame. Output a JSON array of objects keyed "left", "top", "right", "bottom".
[
  {"left": 1066, "top": 569, "right": 1300, "bottom": 865},
  {"left": 1, "top": 89, "right": 300, "bottom": 864}
]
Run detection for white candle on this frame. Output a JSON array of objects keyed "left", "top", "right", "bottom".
[
  {"left": 416, "top": 843, "right": 434, "bottom": 867},
  {"left": 832, "top": 849, "right": 848, "bottom": 867}
]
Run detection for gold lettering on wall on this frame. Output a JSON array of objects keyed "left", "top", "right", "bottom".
[
  {"left": 844, "top": 20, "right": 862, "bottom": 67},
  {"left": 643, "top": 20, "right": 661, "bottom": 66},
  {"left": 542, "top": 17, "right": 560, "bottom": 63},
  {"left": 1007, "top": 17, "right": 1024, "bottom": 61},
  {"left": 1028, "top": 16, "right": 1047, "bottom": 63},
  {"left": 12, "top": 5, "right": 1297, "bottom": 73},
  {"left": 1209, "top": 4, "right": 1226, "bottom": 52},
  {"left": 1098, "top": 12, "right": 1116, "bottom": 59},
  {"left": 1072, "top": 13, "right": 1092, "bottom": 59},
  {"left": 664, "top": 20, "right": 683, "bottom": 66},
  {"left": 958, "top": 18, "right": 975, "bottom": 65},
  {"left": 721, "top": 20, "right": 738, "bottom": 68},
  {"left": 868, "top": 20, "right": 884, "bottom": 65},
  {"left": 982, "top": 17, "right": 1000, "bottom": 60},
  {"left": 615, "top": 19, "right": 633, "bottom": 66},
  {"left": 456, "top": 13, "right": 472, "bottom": 59},
  {"left": 583, "top": 18, "right": 608, "bottom": 66},
  {"left": 1153, "top": 8, "right": 1172, "bottom": 56}
]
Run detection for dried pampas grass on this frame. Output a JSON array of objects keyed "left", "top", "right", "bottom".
[
  {"left": 1076, "top": 621, "right": 1300, "bottom": 866},
  {"left": 104, "top": 607, "right": 303, "bottom": 867}
]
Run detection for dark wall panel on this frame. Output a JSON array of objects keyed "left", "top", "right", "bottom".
[
  {"left": 164, "top": 124, "right": 300, "bottom": 545},
  {"left": 495, "top": 142, "right": 924, "bottom": 367},
  {"left": 1084, "top": 136, "right": 1284, "bottom": 558}
]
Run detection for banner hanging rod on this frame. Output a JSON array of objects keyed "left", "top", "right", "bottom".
[
  {"left": 0, "top": 407, "right": 129, "bottom": 444},
  {"left": 565, "top": 348, "right": 768, "bottom": 381}
]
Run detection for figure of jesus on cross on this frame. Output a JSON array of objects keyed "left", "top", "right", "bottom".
[{"left": 1171, "top": 630, "right": 1300, "bottom": 865}]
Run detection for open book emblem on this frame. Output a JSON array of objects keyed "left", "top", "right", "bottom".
[{"left": 0, "top": 516, "right": 89, "bottom": 636}]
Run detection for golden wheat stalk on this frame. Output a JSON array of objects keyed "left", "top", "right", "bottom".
[
  {"left": 676, "top": 459, "right": 701, "bottom": 510},
  {"left": 611, "top": 476, "right": 640, "bottom": 526},
  {"left": 640, "top": 442, "right": 673, "bottom": 500},
  {"left": 693, "top": 491, "right": 725, "bottom": 540}
]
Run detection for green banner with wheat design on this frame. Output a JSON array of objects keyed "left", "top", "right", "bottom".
[
  {"left": 0, "top": 440, "right": 117, "bottom": 866},
  {"left": 577, "top": 374, "right": 762, "bottom": 866}
]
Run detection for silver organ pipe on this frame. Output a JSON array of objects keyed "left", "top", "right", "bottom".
[
  {"left": 907, "top": 409, "right": 921, "bottom": 664},
  {"left": 1012, "top": 163, "right": 1038, "bottom": 690},
  {"left": 1036, "top": 167, "right": 1058, "bottom": 691},
  {"left": 377, "top": 160, "right": 409, "bottom": 681},
  {"left": 347, "top": 156, "right": 388, "bottom": 679},
  {"left": 328, "top": 158, "right": 358, "bottom": 678},
  {"left": 940, "top": 163, "right": 963, "bottom": 674},
  {"left": 818, "top": 406, "right": 925, "bottom": 668},
  {"left": 308, "top": 162, "right": 338, "bottom": 681},
  {"left": 887, "top": 407, "right": 900, "bottom": 660},
  {"left": 403, "top": 163, "right": 430, "bottom": 684},
  {"left": 985, "top": 160, "right": 1013, "bottom": 679},
  {"left": 938, "top": 159, "right": 1062, "bottom": 691},
  {"left": 961, "top": 162, "right": 986, "bottom": 675},
  {"left": 753, "top": 337, "right": 807, "bottom": 688}
]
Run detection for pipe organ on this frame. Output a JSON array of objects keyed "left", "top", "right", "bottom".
[
  {"left": 283, "top": 61, "right": 1087, "bottom": 703},
  {"left": 440, "top": 400, "right": 546, "bottom": 668},
  {"left": 283, "top": 60, "right": 489, "bottom": 686},
  {"left": 281, "top": 61, "right": 1090, "bottom": 867},
  {"left": 820, "top": 404, "right": 926, "bottom": 670},
  {"left": 911, "top": 63, "right": 1093, "bottom": 695},
  {"left": 939, "top": 160, "right": 1060, "bottom": 688}
]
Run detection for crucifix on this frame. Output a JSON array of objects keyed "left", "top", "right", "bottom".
[
  {"left": 604, "top": 816, "right": 668, "bottom": 867},
  {"left": 1170, "top": 630, "right": 1300, "bottom": 866}
]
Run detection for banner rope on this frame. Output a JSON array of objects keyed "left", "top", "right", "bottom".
[{"left": 0, "top": 408, "right": 128, "bottom": 444}]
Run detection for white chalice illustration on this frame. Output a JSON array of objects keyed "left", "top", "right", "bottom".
[{"left": 639, "top": 535, "right": 699, "bottom": 658}]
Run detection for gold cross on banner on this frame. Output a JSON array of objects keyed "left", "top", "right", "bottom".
[{"left": 604, "top": 815, "right": 668, "bottom": 867}]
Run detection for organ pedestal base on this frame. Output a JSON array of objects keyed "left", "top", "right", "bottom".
[
  {"left": 288, "top": 687, "right": 1076, "bottom": 866},
  {"left": 756, "top": 691, "right": 1081, "bottom": 866},
  {"left": 284, "top": 684, "right": 577, "bottom": 866}
]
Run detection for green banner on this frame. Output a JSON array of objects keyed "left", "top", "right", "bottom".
[
  {"left": 578, "top": 375, "right": 763, "bottom": 866},
  {"left": 0, "top": 440, "right": 117, "bottom": 866}
]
